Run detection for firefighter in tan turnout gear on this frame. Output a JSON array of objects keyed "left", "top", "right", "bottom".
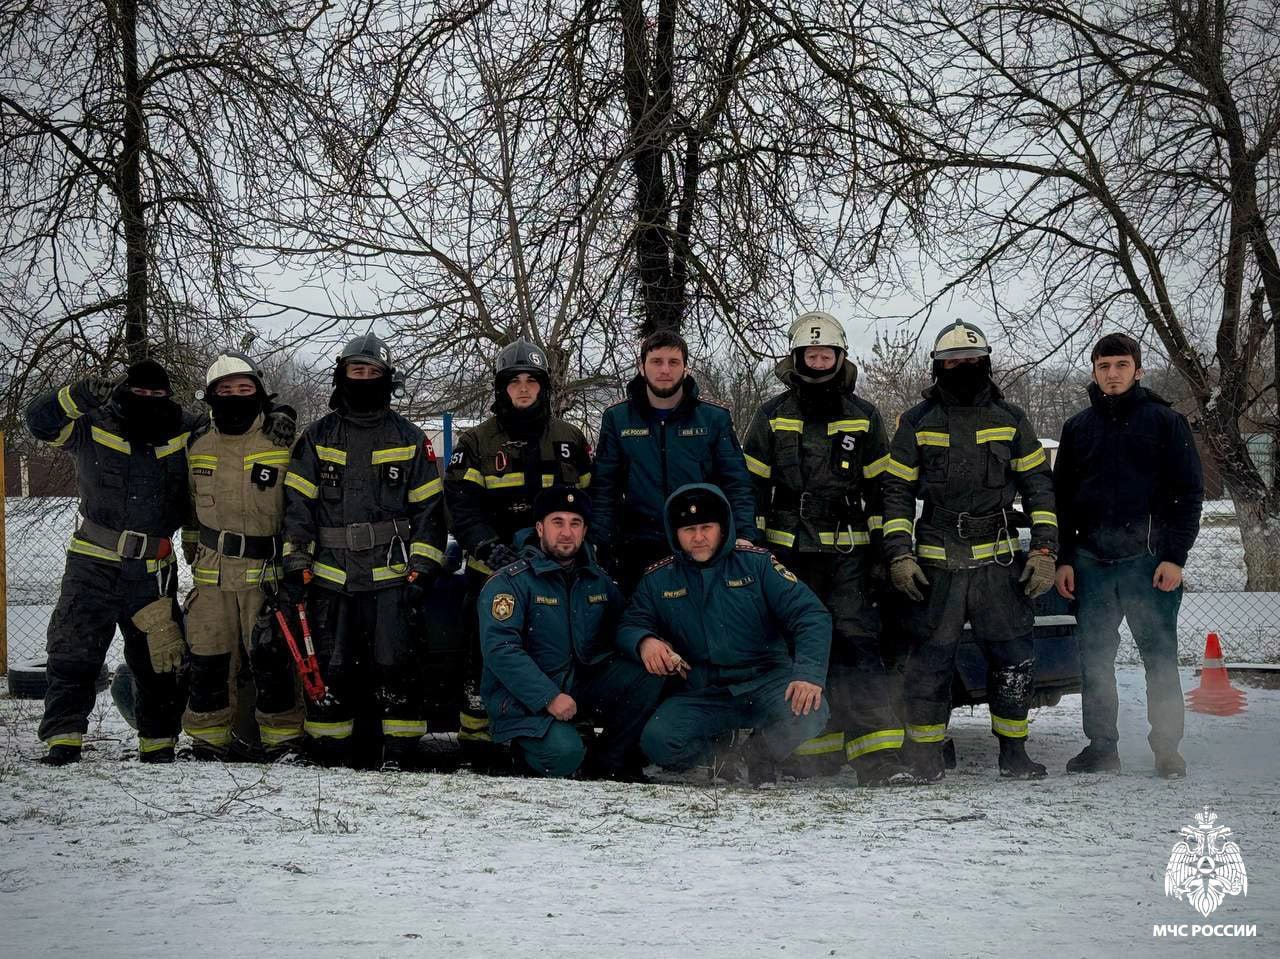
[
  {"left": 180, "top": 352, "right": 305, "bottom": 759},
  {"left": 882, "top": 320, "right": 1058, "bottom": 782},
  {"left": 742, "top": 312, "right": 910, "bottom": 786}
]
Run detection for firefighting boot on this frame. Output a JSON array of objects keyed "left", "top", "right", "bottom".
[
  {"left": 997, "top": 736, "right": 1047, "bottom": 780},
  {"left": 856, "top": 750, "right": 916, "bottom": 787},
  {"left": 139, "top": 745, "right": 176, "bottom": 764},
  {"left": 1065, "top": 741, "right": 1121, "bottom": 774},
  {"left": 40, "top": 744, "right": 82, "bottom": 766},
  {"left": 902, "top": 740, "right": 946, "bottom": 784},
  {"left": 1154, "top": 751, "right": 1187, "bottom": 780},
  {"left": 306, "top": 736, "right": 352, "bottom": 768},
  {"left": 381, "top": 736, "right": 430, "bottom": 772}
]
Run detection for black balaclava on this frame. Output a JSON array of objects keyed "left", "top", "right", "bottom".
[
  {"left": 935, "top": 358, "right": 992, "bottom": 404},
  {"left": 494, "top": 373, "right": 551, "bottom": 439},
  {"left": 119, "top": 360, "right": 182, "bottom": 444},
  {"left": 208, "top": 390, "right": 265, "bottom": 435},
  {"left": 791, "top": 348, "right": 846, "bottom": 418},
  {"left": 337, "top": 367, "right": 393, "bottom": 414}
]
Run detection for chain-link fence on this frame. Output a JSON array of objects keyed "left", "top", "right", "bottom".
[
  {"left": 3, "top": 495, "right": 1278, "bottom": 672},
  {"left": 3, "top": 496, "right": 192, "bottom": 670}
]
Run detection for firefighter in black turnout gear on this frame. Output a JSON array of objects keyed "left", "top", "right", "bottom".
[
  {"left": 27, "top": 360, "right": 203, "bottom": 765},
  {"left": 742, "top": 312, "right": 910, "bottom": 786},
  {"left": 281, "top": 334, "right": 448, "bottom": 769},
  {"left": 444, "top": 339, "right": 592, "bottom": 762},
  {"left": 882, "top": 321, "right": 1059, "bottom": 782}
]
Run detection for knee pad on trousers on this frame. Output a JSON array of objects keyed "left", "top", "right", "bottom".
[
  {"left": 187, "top": 652, "right": 233, "bottom": 713},
  {"left": 990, "top": 659, "right": 1035, "bottom": 718}
]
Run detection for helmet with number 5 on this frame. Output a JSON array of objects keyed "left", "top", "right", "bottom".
[
  {"left": 787, "top": 311, "right": 848, "bottom": 353},
  {"left": 494, "top": 338, "right": 550, "bottom": 388},
  {"left": 931, "top": 319, "right": 992, "bottom": 361}
]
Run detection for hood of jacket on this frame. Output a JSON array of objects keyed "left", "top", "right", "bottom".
[{"left": 662, "top": 482, "right": 737, "bottom": 566}]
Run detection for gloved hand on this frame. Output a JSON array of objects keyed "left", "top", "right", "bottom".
[
  {"left": 1019, "top": 550, "right": 1057, "bottom": 598},
  {"left": 280, "top": 567, "right": 310, "bottom": 606},
  {"left": 889, "top": 554, "right": 930, "bottom": 602},
  {"left": 133, "top": 598, "right": 186, "bottom": 673},
  {"left": 262, "top": 405, "right": 297, "bottom": 448},
  {"left": 74, "top": 375, "right": 117, "bottom": 410},
  {"left": 404, "top": 566, "right": 438, "bottom": 607},
  {"left": 481, "top": 541, "right": 521, "bottom": 570}
]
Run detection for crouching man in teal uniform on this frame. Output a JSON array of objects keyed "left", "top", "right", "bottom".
[
  {"left": 477, "top": 486, "right": 664, "bottom": 778},
  {"left": 620, "top": 484, "right": 832, "bottom": 780}
]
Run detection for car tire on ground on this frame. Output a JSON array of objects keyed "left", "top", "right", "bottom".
[{"left": 6, "top": 661, "right": 110, "bottom": 700}]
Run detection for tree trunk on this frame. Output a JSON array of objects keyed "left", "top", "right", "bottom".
[
  {"left": 116, "top": 0, "right": 149, "bottom": 363},
  {"left": 1202, "top": 405, "right": 1280, "bottom": 590},
  {"left": 1229, "top": 495, "right": 1280, "bottom": 592}
]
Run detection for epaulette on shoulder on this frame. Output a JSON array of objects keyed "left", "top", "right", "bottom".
[
  {"left": 484, "top": 559, "right": 530, "bottom": 584},
  {"left": 699, "top": 398, "right": 731, "bottom": 413},
  {"left": 640, "top": 554, "right": 676, "bottom": 576},
  {"left": 735, "top": 544, "right": 770, "bottom": 554}
]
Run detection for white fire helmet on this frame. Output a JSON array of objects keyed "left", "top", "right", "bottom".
[
  {"left": 787, "top": 311, "right": 848, "bottom": 353},
  {"left": 201, "top": 351, "right": 265, "bottom": 399},
  {"left": 931, "top": 319, "right": 992, "bottom": 361}
]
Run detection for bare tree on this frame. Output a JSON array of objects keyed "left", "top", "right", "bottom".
[
  {"left": 0, "top": 0, "right": 364, "bottom": 424},
  {"left": 890, "top": 0, "right": 1280, "bottom": 586}
]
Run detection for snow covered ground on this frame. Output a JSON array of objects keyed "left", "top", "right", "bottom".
[{"left": 1, "top": 668, "right": 1276, "bottom": 958}]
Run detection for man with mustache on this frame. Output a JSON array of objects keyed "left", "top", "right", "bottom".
[{"left": 477, "top": 487, "right": 662, "bottom": 779}]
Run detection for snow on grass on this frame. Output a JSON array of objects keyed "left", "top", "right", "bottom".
[{"left": 1, "top": 669, "right": 1276, "bottom": 958}]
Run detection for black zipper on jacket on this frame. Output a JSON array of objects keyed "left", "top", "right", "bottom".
[{"left": 659, "top": 419, "right": 669, "bottom": 503}]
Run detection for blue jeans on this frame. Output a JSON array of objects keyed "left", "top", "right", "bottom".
[
  {"left": 640, "top": 667, "right": 830, "bottom": 771},
  {"left": 1074, "top": 549, "right": 1184, "bottom": 754}
]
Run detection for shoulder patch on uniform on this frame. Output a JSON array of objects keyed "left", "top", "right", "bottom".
[
  {"left": 490, "top": 593, "right": 516, "bottom": 621},
  {"left": 770, "top": 557, "right": 798, "bottom": 583},
  {"left": 423, "top": 437, "right": 437, "bottom": 461}
]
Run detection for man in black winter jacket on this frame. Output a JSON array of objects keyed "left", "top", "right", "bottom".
[{"left": 1054, "top": 333, "right": 1203, "bottom": 779}]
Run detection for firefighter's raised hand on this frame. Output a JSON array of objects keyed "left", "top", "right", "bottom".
[
  {"left": 74, "top": 375, "right": 117, "bottom": 410},
  {"left": 889, "top": 554, "right": 930, "bottom": 602}
]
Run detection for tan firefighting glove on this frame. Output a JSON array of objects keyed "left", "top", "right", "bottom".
[
  {"left": 1019, "top": 550, "right": 1057, "bottom": 598},
  {"left": 889, "top": 554, "right": 930, "bottom": 602},
  {"left": 133, "top": 598, "right": 186, "bottom": 673}
]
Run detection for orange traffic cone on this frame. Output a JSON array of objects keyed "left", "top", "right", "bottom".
[{"left": 1185, "top": 633, "right": 1247, "bottom": 716}]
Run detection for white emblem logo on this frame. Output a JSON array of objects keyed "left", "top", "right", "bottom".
[{"left": 1164, "top": 806, "right": 1248, "bottom": 918}]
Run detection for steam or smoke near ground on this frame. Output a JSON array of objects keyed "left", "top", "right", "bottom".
[{"left": 1, "top": 668, "right": 1275, "bottom": 958}]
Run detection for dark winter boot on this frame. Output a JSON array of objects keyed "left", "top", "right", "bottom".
[
  {"left": 856, "top": 751, "right": 916, "bottom": 787},
  {"left": 902, "top": 741, "right": 946, "bottom": 784},
  {"left": 183, "top": 738, "right": 229, "bottom": 762},
  {"left": 40, "top": 744, "right": 82, "bottom": 766},
  {"left": 381, "top": 736, "right": 429, "bottom": 772},
  {"left": 997, "top": 737, "right": 1047, "bottom": 780},
  {"left": 1065, "top": 741, "right": 1121, "bottom": 774},
  {"left": 139, "top": 745, "right": 176, "bottom": 764},
  {"left": 1155, "top": 750, "right": 1187, "bottom": 780},
  {"left": 307, "top": 736, "right": 353, "bottom": 768}
]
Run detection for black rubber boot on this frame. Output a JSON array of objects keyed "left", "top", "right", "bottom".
[
  {"left": 306, "top": 736, "right": 353, "bottom": 768},
  {"left": 40, "top": 744, "right": 82, "bottom": 766},
  {"left": 997, "top": 737, "right": 1047, "bottom": 780},
  {"left": 381, "top": 736, "right": 429, "bottom": 772},
  {"left": 1155, "top": 751, "right": 1187, "bottom": 780},
  {"left": 1065, "top": 742, "right": 1121, "bottom": 774},
  {"left": 902, "top": 741, "right": 946, "bottom": 784},
  {"left": 139, "top": 746, "right": 176, "bottom": 764},
  {"left": 856, "top": 751, "right": 916, "bottom": 787}
]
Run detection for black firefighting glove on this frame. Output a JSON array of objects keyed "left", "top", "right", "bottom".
[
  {"left": 280, "top": 568, "right": 310, "bottom": 606},
  {"left": 889, "top": 554, "right": 930, "bottom": 602},
  {"left": 479, "top": 540, "right": 520, "bottom": 571},
  {"left": 262, "top": 405, "right": 297, "bottom": 448},
  {"left": 73, "top": 375, "right": 117, "bottom": 410},
  {"left": 1020, "top": 550, "right": 1057, "bottom": 598},
  {"left": 404, "top": 566, "right": 438, "bottom": 611}
]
